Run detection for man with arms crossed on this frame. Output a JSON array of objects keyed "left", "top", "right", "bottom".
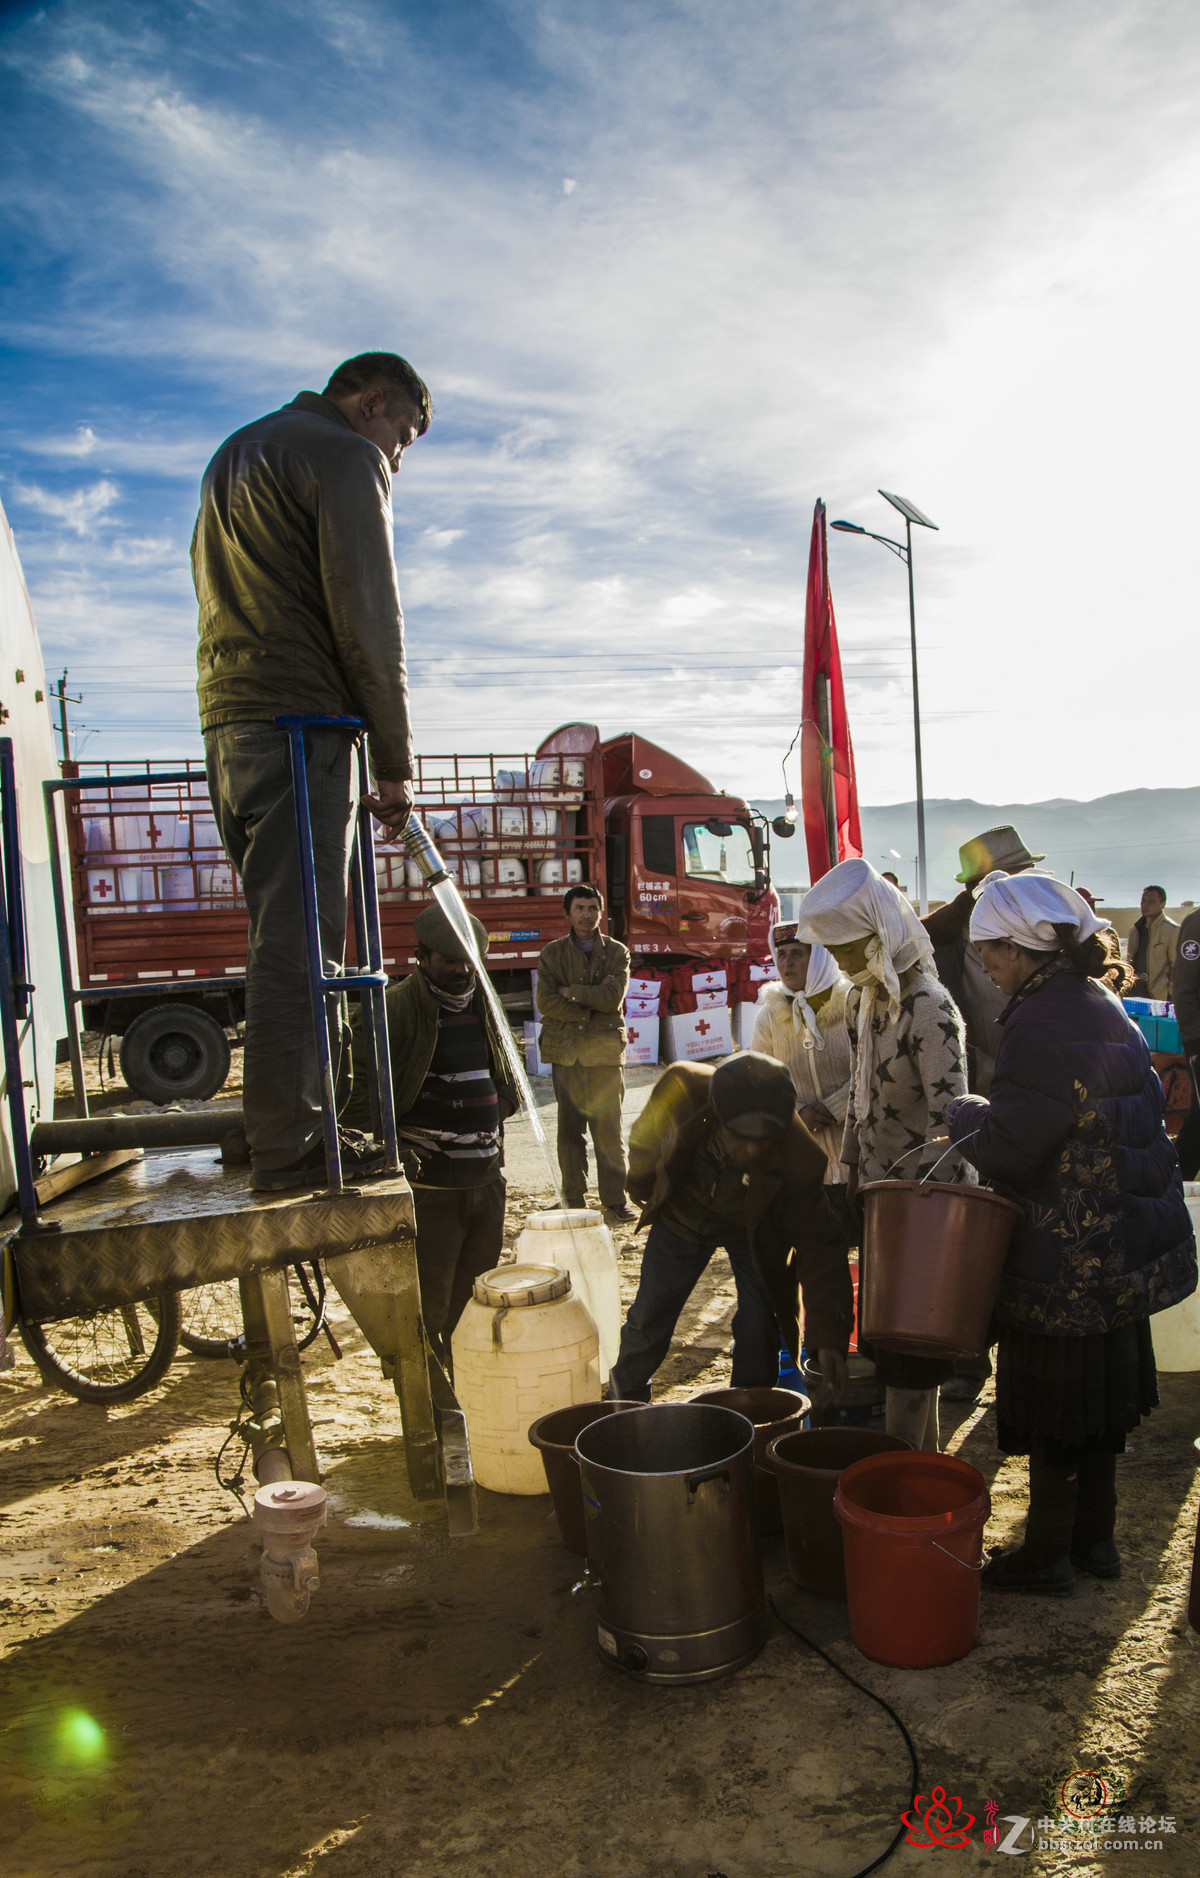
[
  {"left": 536, "top": 885, "right": 636, "bottom": 1224},
  {"left": 193, "top": 351, "right": 430, "bottom": 1190}
]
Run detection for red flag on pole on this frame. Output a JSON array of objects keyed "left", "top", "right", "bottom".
[{"left": 800, "top": 499, "right": 862, "bottom": 883}]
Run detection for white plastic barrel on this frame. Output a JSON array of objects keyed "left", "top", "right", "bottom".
[
  {"left": 481, "top": 855, "right": 528, "bottom": 898},
  {"left": 494, "top": 768, "right": 527, "bottom": 800},
  {"left": 514, "top": 1210, "right": 622, "bottom": 1383},
  {"left": 529, "top": 756, "right": 587, "bottom": 801},
  {"left": 198, "top": 864, "right": 236, "bottom": 903},
  {"left": 446, "top": 854, "right": 482, "bottom": 891},
  {"left": 1152, "top": 1184, "right": 1200, "bottom": 1372},
  {"left": 500, "top": 805, "right": 558, "bottom": 852},
  {"left": 451, "top": 1263, "right": 600, "bottom": 1493},
  {"left": 536, "top": 857, "right": 583, "bottom": 897}
]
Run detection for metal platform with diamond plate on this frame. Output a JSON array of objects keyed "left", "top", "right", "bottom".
[{"left": 6, "top": 1148, "right": 473, "bottom": 1531}]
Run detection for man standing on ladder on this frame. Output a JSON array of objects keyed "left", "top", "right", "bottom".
[{"left": 192, "top": 351, "right": 431, "bottom": 1192}]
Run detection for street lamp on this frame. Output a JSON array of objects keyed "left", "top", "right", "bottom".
[{"left": 831, "top": 490, "right": 938, "bottom": 914}]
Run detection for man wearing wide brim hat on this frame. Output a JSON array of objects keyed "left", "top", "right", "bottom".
[
  {"left": 606, "top": 1053, "right": 853, "bottom": 1405},
  {"left": 345, "top": 902, "right": 520, "bottom": 1372},
  {"left": 924, "top": 825, "right": 1043, "bottom": 1404},
  {"left": 925, "top": 825, "right": 1045, "bottom": 1092}
]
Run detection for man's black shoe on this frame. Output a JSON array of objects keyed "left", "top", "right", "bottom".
[{"left": 251, "top": 1128, "right": 389, "bottom": 1193}]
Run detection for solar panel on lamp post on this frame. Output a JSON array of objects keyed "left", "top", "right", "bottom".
[{"left": 830, "top": 493, "right": 939, "bottom": 914}]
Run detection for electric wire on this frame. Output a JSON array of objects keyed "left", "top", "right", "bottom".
[{"left": 767, "top": 1591, "right": 919, "bottom": 1878}]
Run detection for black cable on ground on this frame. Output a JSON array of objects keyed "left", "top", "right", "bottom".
[{"left": 767, "top": 1592, "right": 919, "bottom": 1878}]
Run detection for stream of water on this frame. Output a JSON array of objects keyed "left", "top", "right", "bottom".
[{"left": 428, "top": 873, "right": 572, "bottom": 1218}]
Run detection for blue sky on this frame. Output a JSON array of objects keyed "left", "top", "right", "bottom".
[{"left": 1, "top": 0, "right": 1197, "bottom": 815}]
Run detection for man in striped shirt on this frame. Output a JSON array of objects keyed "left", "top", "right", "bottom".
[{"left": 347, "top": 903, "right": 519, "bottom": 1369}]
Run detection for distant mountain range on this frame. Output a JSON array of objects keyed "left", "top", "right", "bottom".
[{"left": 751, "top": 788, "right": 1200, "bottom": 910}]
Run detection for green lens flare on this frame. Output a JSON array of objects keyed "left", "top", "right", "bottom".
[{"left": 56, "top": 1709, "right": 106, "bottom": 1765}]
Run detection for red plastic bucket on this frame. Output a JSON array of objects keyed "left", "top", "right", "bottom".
[{"left": 834, "top": 1450, "right": 990, "bottom": 1667}]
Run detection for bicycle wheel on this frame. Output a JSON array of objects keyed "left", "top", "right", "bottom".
[
  {"left": 20, "top": 1293, "right": 183, "bottom": 1403},
  {"left": 181, "top": 1279, "right": 243, "bottom": 1357}
]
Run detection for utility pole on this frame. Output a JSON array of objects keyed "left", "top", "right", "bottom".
[{"left": 55, "top": 671, "right": 82, "bottom": 766}]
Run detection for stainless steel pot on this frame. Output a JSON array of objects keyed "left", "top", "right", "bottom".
[{"left": 574, "top": 1402, "right": 765, "bottom": 1683}]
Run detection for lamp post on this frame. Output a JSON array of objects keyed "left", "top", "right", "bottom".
[{"left": 831, "top": 491, "right": 938, "bottom": 914}]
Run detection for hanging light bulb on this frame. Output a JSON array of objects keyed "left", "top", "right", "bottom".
[{"left": 784, "top": 791, "right": 798, "bottom": 824}]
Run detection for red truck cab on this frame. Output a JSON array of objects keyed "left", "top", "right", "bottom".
[{"left": 602, "top": 732, "right": 778, "bottom": 959}]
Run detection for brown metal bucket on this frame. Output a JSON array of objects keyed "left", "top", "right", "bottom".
[
  {"left": 689, "top": 1386, "right": 810, "bottom": 1534},
  {"left": 859, "top": 1179, "right": 1022, "bottom": 1360},
  {"left": 528, "top": 1401, "right": 646, "bottom": 1553},
  {"left": 766, "top": 1428, "right": 913, "bottom": 1596}
]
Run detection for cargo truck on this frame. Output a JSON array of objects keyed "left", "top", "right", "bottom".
[{"left": 64, "top": 721, "right": 780, "bottom": 1102}]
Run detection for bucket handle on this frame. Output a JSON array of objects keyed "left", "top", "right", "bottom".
[
  {"left": 929, "top": 1538, "right": 985, "bottom": 1571},
  {"left": 880, "top": 1131, "right": 979, "bottom": 1183},
  {"left": 686, "top": 1466, "right": 730, "bottom": 1503}
]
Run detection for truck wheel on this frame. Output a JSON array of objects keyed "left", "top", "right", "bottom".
[{"left": 119, "top": 1005, "right": 232, "bottom": 1104}]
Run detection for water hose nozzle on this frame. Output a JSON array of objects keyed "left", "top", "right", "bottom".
[{"left": 400, "top": 813, "right": 450, "bottom": 886}]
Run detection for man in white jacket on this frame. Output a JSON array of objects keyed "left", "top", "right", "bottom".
[{"left": 751, "top": 925, "right": 857, "bottom": 1252}]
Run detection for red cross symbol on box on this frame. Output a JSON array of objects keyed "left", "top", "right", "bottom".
[
  {"left": 93, "top": 877, "right": 113, "bottom": 898},
  {"left": 696, "top": 1018, "right": 711, "bottom": 1036}
]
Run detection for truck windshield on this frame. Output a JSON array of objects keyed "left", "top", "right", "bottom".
[{"left": 681, "top": 822, "right": 756, "bottom": 886}]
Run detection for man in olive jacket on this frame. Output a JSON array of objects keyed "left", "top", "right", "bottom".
[
  {"left": 609, "top": 1054, "right": 853, "bottom": 1402},
  {"left": 346, "top": 904, "right": 519, "bottom": 1369},
  {"left": 536, "top": 885, "right": 634, "bottom": 1222},
  {"left": 193, "top": 350, "right": 431, "bottom": 1191}
]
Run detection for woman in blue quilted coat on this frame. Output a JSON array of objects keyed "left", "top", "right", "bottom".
[{"left": 947, "top": 872, "right": 1196, "bottom": 1594}]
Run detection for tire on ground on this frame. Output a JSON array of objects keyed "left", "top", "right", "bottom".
[{"left": 118, "top": 1004, "right": 232, "bottom": 1104}]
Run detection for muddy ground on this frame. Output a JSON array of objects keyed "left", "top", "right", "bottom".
[{"left": 1, "top": 1056, "right": 1198, "bottom": 1876}]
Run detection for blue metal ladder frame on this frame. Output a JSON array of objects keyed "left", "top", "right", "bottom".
[
  {"left": 0, "top": 737, "right": 47, "bottom": 1228},
  {"left": 275, "top": 716, "right": 399, "bottom": 1193}
]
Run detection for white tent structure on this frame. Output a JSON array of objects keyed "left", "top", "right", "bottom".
[{"left": 0, "top": 498, "right": 67, "bottom": 1212}]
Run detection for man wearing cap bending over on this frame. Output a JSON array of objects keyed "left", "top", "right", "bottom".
[
  {"left": 607, "top": 1054, "right": 853, "bottom": 1404},
  {"left": 345, "top": 904, "right": 519, "bottom": 1369}
]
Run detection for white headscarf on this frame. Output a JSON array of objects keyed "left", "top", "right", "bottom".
[
  {"left": 795, "top": 859, "right": 935, "bottom": 1117},
  {"left": 789, "top": 943, "right": 842, "bottom": 1050},
  {"left": 969, "top": 870, "right": 1107, "bottom": 952}
]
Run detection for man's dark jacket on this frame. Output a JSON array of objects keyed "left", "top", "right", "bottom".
[
  {"left": 948, "top": 959, "right": 1196, "bottom": 1335},
  {"left": 345, "top": 969, "right": 520, "bottom": 1137},
  {"left": 626, "top": 1062, "right": 855, "bottom": 1360},
  {"left": 1175, "top": 908, "right": 1200, "bottom": 1051},
  {"left": 192, "top": 391, "right": 413, "bottom": 781}
]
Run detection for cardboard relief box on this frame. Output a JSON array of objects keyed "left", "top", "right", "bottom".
[
  {"left": 625, "top": 1017, "right": 660, "bottom": 1068},
  {"left": 661, "top": 1006, "right": 733, "bottom": 1063}
]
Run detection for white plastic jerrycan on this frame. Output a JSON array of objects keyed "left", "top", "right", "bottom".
[
  {"left": 515, "top": 1209, "right": 622, "bottom": 1384},
  {"left": 451, "top": 1264, "right": 600, "bottom": 1494},
  {"left": 1152, "top": 1183, "right": 1200, "bottom": 1372}
]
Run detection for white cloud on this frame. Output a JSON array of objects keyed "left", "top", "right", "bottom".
[
  {"left": 13, "top": 479, "right": 121, "bottom": 536},
  {"left": 2, "top": 0, "right": 1199, "bottom": 832}
]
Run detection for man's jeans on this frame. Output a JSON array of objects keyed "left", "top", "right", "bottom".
[
  {"left": 205, "top": 722, "right": 358, "bottom": 1170},
  {"left": 413, "top": 1178, "right": 507, "bottom": 1373},
  {"left": 608, "top": 1221, "right": 780, "bottom": 1401},
  {"left": 551, "top": 1062, "right": 628, "bottom": 1207}
]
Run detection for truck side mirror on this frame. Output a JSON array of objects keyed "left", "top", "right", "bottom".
[{"left": 771, "top": 817, "right": 796, "bottom": 837}]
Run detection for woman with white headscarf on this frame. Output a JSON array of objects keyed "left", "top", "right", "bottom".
[
  {"left": 796, "top": 858, "right": 972, "bottom": 1450},
  {"left": 752, "top": 924, "right": 853, "bottom": 1184},
  {"left": 753, "top": 922, "right": 857, "bottom": 1261},
  {"left": 944, "top": 872, "right": 1196, "bottom": 1595}
]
